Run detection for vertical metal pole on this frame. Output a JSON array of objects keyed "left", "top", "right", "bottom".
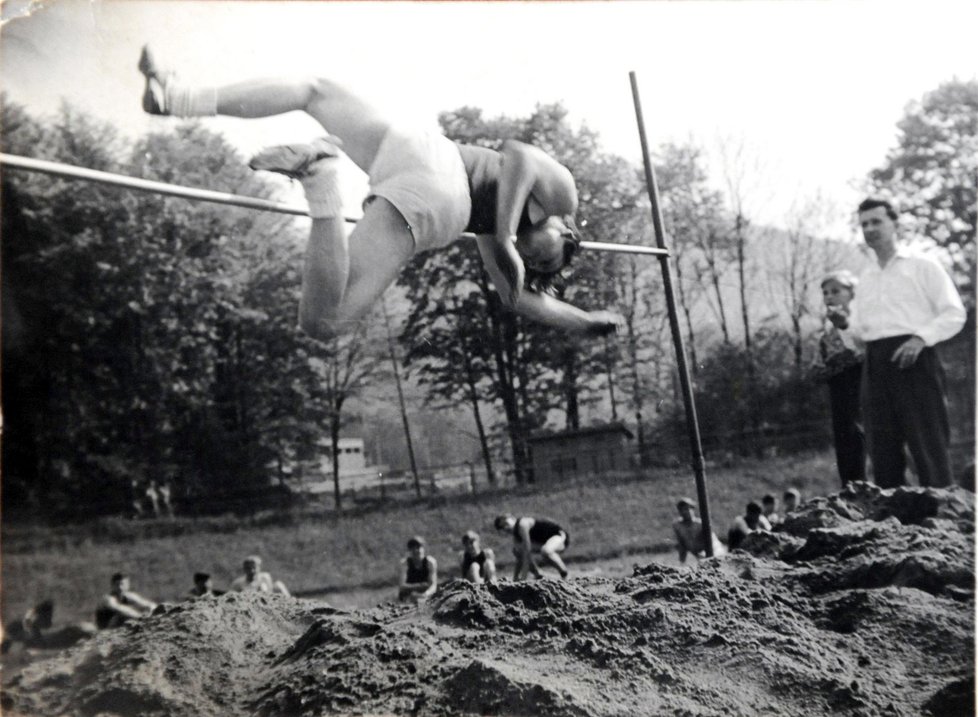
[
  {"left": 381, "top": 297, "right": 422, "bottom": 498},
  {"left": 629, "top": 71, "right": 715, "bottom": 555}
]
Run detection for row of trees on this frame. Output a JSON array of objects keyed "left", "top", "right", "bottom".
[
  {"left": 2, "top": 78, "right": 974, "bottom": 519},
  {"left": 1, "top": 98, "right": 386, "bottom": 517},
  {"left": 397, "top": 79, "right": 976, "bottom": 479}
]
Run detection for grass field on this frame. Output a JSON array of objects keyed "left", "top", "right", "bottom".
[{"left": 2, "top": 450, "right": 843, "bottom": 626}]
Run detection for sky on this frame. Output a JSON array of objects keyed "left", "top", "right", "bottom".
[{"left": 2, "top": 0, "right": 976, "bottom": 238}]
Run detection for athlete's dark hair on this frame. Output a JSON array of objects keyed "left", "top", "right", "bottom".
[
  {"left": 524, "top": 214, "right": 582, "bottom": 295},
  {"left": 857, "top": 198, "right": 898, "bottom": 221},
  {"left": 494, "top": 514, "right": 515, "bottom": 530}
]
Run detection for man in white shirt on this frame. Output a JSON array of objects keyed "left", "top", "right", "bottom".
[{"left": 831, "top": 198, "right": 965, "bottom": 488}]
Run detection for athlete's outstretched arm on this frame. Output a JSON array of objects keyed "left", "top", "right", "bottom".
[
  {"left": 475, "top": 236, "right": 621, "bottom": 335},
  {"left": 514, "top": 291, "right": 624, "bottom": 337}
]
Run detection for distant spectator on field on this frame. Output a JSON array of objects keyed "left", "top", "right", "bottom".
[
  {"left": 95, "top": 573, "right": 157, "bottom": 629},
  {"left": 230, "top": 555, "right": 291, "bottom": 596},
  {"left": 2, "top": 600, "right": 96, "bottom": 652},
  {"left": 1, "top": 600, "right": 53, "bottom": 652},
  {"left": 672, "top": 497, "right": 726, "bottom": 563},
  {"left": 187, "top": 572, "right": 223, "bottom": 599},
  {"left": 398, "top": 536, "right": 438, "bottom": 604},
  {"left": 783, "top": 488, "right": 801, "bottom": 515},
  {"left": 494, "top": 514, "right": 570, "bottom": 580},
  {"left": 460, "top": 530, "right": 497, "bottom": 584},
  {"left": 158, "top": 481, "right": 174, "bottom": 517},
  {"left": 761, "top": 494, "right": 781, "bottom": 526},
  {"left": 129, "top": 479, "right": 144, "bottom": 519},
  {"left": 145, "top": 480, "right": 161, "bottom": 517},
  {"left": 727, "top": 502, "right": 772, "bottom": 551}
]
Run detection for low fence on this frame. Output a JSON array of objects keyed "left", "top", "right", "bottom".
[{"left": 6, "top": 421, "right": 972, "bottom": 525}]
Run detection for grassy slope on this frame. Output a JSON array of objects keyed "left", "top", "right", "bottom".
[{"left": 1, "top": 450, "right": 841, "bottom": 625}]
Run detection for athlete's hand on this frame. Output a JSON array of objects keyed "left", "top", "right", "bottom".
[
  {"left": 491, "top": 238, "right": 525, "bottom": 307},
  {"left": 586, "top": 311, "right": 626, "bottom": 337},
  {"left": 891, "top": 335, "right": 926, "bottom": 369}
]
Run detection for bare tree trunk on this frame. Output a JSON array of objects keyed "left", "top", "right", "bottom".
[
  {"left": 673, "top": 257, "right": 699, "bottom": 372},
  {"left": 330, "top": 415, "right": 342, "bottom": 510},
  {"left": 604, "top": 335, "right": 619, "bottom": 422},
  {"left": 710, "top": 269, "right": 731, "bottom": 344},
  {"left": 735, "top": 213, "right": 752, "bottom": 351},
  {"left": 563, "top": 345, "right": 580, "bottom": 430},
  {"left": 454, "top": 298, "right": 496, "bottom": 485},
  {"left": 488, "top": 304, "right": 528, "bottom": 485}
]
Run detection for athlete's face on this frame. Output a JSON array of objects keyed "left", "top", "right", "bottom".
[
  {"left": 462, "top": 536, "right": 480, "bottom": 555},
  {"left": 516, "top": 218, "right": 570, "bottom": 274}
]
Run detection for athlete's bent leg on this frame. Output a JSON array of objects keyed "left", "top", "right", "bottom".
[
  {"left": 464, "top": 563, "right": 483, "bottom": 584},
  {"left": 539, "top": 535, "right": 569, "bottom": 578},
  {"left": 216, "top": 77, "right": 388, "bottom": 172},
  {"left": 482, "top": 550, "right": 498, "bottom": 584},
  {"left": 299, "top": 198, "right": 414, "bottom": 340},
  {"left": 139, "top": 46, "right": 389, "bottom": 173}
]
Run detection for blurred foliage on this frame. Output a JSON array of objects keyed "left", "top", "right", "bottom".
[
  {"left": 399, "top": 103, "right": 648, "bottom": 483},
  {"left": 868, "top": 78, "right": 977, "bottom": 305},
  {"left": 3, "top": 77, "right": 973, "bottom": 521},
  {"left": 1, "top": 96, "right": 381, "bottom": 520}
]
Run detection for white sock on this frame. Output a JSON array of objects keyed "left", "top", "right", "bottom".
[
  {"left": 166, "top": 82, "right": 217, "bottom": 118},
  {"left": 299, "top": 159, "right": 343, "bottom": 219}
]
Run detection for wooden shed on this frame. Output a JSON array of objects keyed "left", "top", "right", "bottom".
[{"left": 527, "top": 423, "right": 635, "bottom": 483}]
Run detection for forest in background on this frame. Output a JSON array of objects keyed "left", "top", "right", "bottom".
[{"left": 2, "top": 78, "right": 974, "bottom": 520}]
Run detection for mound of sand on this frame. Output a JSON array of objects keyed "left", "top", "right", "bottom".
[{"left": 4, "top": 483, "right": 974, "bottom": 717}]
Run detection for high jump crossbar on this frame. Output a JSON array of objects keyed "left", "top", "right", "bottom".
[
  {"left": 0, "top": 153, "right": 669, "bottom": 258},
  {"left": 2, "top": 97, "right": 706, "bottom": 536}
]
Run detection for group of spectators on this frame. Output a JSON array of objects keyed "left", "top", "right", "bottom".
[
  {"left": 4, "top": 514, "right": 570, "bottom": 651},
  {"left": 811, "top": 198, "right": 966, "bottom": 490},
  {"left": 672, "top": 488, "right": 802, "bottom": 562},
  {"left": 96, "top": 554, "right": 292, "bottom": 628},
  {"left": 397, "top": 513, "right": 570, "bottom": 605},
  {"left": 2, "top": 555, "right": 291, "bottom": 653},
  {"left": 669, "top": 199, "right": 968, "bottom": 567},
  {"left": 129, "top": 479, "right": 175, "bottom": 519}
]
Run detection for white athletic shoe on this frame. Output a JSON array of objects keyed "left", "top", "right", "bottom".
[
  {"left": 138, "top": 45, "right": 171, "bottom": 115},
  {"left": 248, "top": 138, "right": 342, "bottom": 179}
]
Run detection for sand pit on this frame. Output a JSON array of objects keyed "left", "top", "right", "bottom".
[{"left": 4, "top": 482, "right": 974, "bottom": 716}]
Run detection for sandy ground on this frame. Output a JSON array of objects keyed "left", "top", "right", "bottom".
[
  {"left": 2, "top": 482, "right": 974, "bottom": 717},
  {"left": 306, "top": 550, "right": 682, "bottom": 612}
]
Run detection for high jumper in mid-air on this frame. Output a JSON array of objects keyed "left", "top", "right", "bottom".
[{"left": 139, "top": 45, "right": 624, "bottom": 340}]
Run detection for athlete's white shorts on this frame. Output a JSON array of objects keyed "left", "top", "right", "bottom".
[{"left": 365, "top": 126, "right": 471, "bottom": 254}]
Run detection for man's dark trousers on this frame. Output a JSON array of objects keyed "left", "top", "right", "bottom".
[
  {"left": 828, "top": 363, "right": 866, "bottom": 486},
  {"left": 865, "top": 335, "right": 953, "bottom": 488}
]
